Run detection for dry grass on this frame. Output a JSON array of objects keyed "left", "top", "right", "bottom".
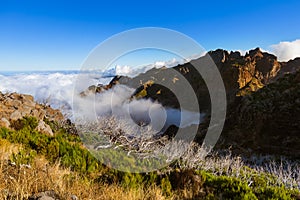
[
  {"left": 0, "top": 139, "right": 170, "bottom": 200},
  {"left": 1, "top": 137, "right": 299, "bottom": 199},
  {"left": 0, "top": 139, "right": 21, "bottom": 161},
  {"left": 180, "top": 143, "right": 300, "bottom": 190}
]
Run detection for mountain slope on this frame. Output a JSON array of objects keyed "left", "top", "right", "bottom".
[
  {"left": 80, "top": 48, "right": 300, "bottom": 158},
  {"left": 218, "top": 70, "right": 300, "bottom": 158},
  {"left": 119, "top": 48, "right": 300, "bottom": 158}
]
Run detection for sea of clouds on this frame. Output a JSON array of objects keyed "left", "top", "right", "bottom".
[
  {"left": 0, "top": 70, "right": 202, "bottom": 133},
  {"left": 0, "top": 71, "right": 111, "bottom": 111}
]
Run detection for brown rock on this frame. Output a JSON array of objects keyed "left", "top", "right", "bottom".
[
  {"left": 23, "top": 99, "right": 36, "bottom": 108},
  {"left": 20, "top": 105, "right": 33, "bottom": 116},
  {"left": 0, "top": 92, "right": 65, "bottom": 131},
  {"left": 22, "top": 94, "right": 34, "bottom": 102},
  {"left": 10, "top": 110, "right": 22, "bottom": 121},
  {"left": 44, "top": 107, "right": 64, "bottom": 122},
  {"left": 3, "top": 99, "right": 21, "bottom": 108}
]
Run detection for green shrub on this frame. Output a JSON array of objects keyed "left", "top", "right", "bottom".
[
  {"left": 0, "top": 117, "right": 100, "bottom": 174},
  {"left": 161, "top": 177, "right": 172, "bottom": 196},
  {"left": 203, "top": 173, "right": 257, "bottom": 199},
  {"left": 11, "top": 148, "right": 37, "bottom": 166},
  {"left": 11, "top": 116, "right": 38, "bottom": 130}
]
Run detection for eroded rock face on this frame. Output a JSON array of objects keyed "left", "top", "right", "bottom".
[
  {"left": 80, "top": 48, "right": 298, "bottom": 113},
  {"left": 115, "top": 48, "right": 299, "bottom": 113},
  {"left": 0, "top": 92, "right": 64, "bottom": 135}
]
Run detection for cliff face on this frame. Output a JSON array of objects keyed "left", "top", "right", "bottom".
[{"left": 0, "top": 92, "right": 64, "bottom": 135}]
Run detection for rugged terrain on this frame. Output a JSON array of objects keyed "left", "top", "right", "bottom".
[
  {"left": 127, "top": 48, "right": 300, "bottom": 159},
  {"left": 125, "top": 48, "right": 300, "bottom": 109},
  {"left": 1, "top": 48, "right": 300, "bottom": 199},
  {"left": 212, "top": 70, "right": 300, "bottom": 158},
  {"left": 0, "top": 92, "right": 64, "bottom": 135},
  {"left": 84, "top": 48, "right": 300, "bottom": 159}
]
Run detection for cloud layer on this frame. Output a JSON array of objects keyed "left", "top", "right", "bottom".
[
  {"left": 270, "top": 39, "right": 300, "bottom": 62},
  {"left": 0, "top": 72, "right": 202, "bottom": 135},
  {"left": 114, "top": 57, "right": 184, "bottom": 77}
]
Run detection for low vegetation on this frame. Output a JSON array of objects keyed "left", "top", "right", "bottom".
[{"left": 0, "top": 116, "right": 299, "bottom": 199}]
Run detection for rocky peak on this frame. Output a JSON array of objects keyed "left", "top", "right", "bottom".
[
  {"left": 245, "top": 48, "right": 278, "bottom": 66},
  {"left": 80, "top": 47, "right": 300, "bottom": 113},
  {"left": 246, "top": 47, "right": 264, "bottom": 58},
  {"left": 229, "top": 51, "right": 242, "bottom": 59},
  {"left": 207, "top": 49, "right": 230, "bottom": 64}
]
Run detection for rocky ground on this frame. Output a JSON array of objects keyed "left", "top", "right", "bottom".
[{"left": 0, "top": 92, "right": 64, "bottom": 136}]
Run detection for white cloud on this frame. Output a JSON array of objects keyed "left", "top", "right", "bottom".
[
  {"left": 115, "top": 65, "right": 132, "bottom": 75},
  {"left": 234, "top": 48, "right": 271, "bottom": 56},
  {"left": 236, "top": 50, "right": 248, "bottom": 56},
  {"left": 153, "top": 57, "right": 182, "bottom": 68},
  {"left": 111, "top": 57, "right": 183, "bottom": 77},
  {"left": 270, "top": 39, "right": 300, "bottom": 62},
  {"left": 112, "top": 53, "right": 207, "bottom": 78}
]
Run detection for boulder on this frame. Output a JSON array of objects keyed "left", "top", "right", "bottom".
[
  {"left": 20, "top": 105, "right": 33, "bottom": 116},
  {"left": 10, "top": 110, "right": 22, "bottom": 121},
  {"left": 28, "top": 190, "right": 60, "bottom": 200},
  {"left": 36, "top": 120, "right": 54, "bottom": 136}
]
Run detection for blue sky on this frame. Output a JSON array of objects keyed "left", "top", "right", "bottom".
[{"left": 0, "top": 0, "right": 299, "bottom": 71}]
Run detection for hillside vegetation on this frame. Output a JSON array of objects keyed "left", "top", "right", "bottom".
[{"left": 0, "top": 116, "right": 299, "bottom": 199}]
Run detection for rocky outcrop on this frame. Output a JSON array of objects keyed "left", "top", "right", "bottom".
[
  {"left": 83, "top": 48, "right": 299, "bottom": 111},
  {"left": 36, "top": 120, "right": 54, "bottom": 136},
  {"left": 0, "top": 92, "right": 64, "bottom": 135}
]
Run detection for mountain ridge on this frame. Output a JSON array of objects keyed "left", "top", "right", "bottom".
[{"left": 86, "top": 47, "right": 300, "bottom": 158}]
